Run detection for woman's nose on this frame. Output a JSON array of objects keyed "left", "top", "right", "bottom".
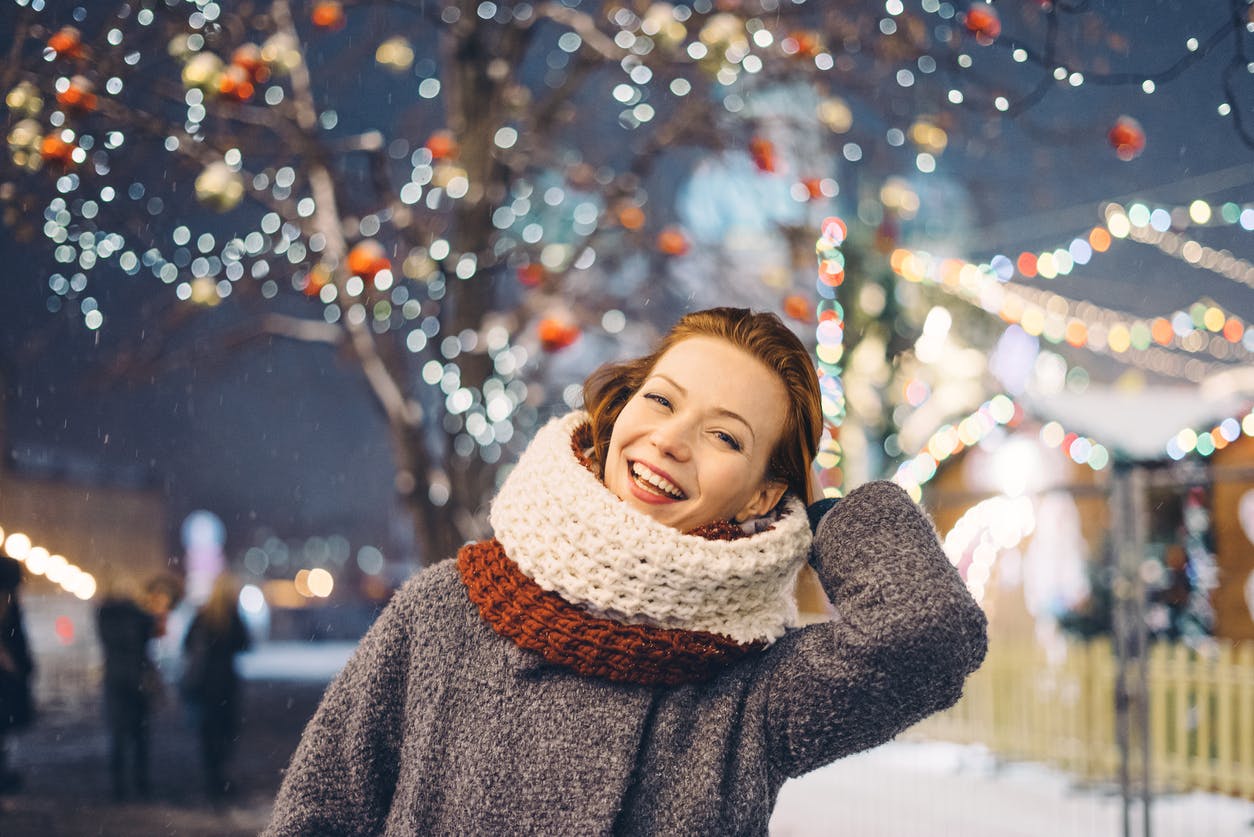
[{"left": 650, "top": 420, "right": 691, "bottom": 461}]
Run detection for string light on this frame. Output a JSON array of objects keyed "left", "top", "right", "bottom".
[
  {"left": 889, "top": 248, "right": 1251, "bottom": 378},
  {"left": 813, "top": 217, "right": 847, "bottom": 498},
  {"left": 0, "top": 525, "right": 97, "bottom": 600},
  {"left": 892, "top": 394, "right": 1024, "bottom": 501},
  {"left": 1166, "top": 406, "right": 1254, "bottom": 461}
]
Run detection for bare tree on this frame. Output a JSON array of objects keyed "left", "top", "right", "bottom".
[{"left": 2, "top": 0, "right": 1243, "bottom": 564}]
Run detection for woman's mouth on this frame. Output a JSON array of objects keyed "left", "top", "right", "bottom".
[{"left": 628, "top": 460, "right": 687, "bottom": 503}]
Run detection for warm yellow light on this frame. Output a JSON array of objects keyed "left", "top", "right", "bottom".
[
  {"left": 4, "top": 532, "right": 31, "bottom": 560},
  {"left": 1188, "top": 200, "right": 1212, "bottom": 225},
  {"left": 294, "top": 569, "right": 313, "bottom": 597},
  {"left": 307, "top": 568, "right": 334, "bottom": 598},
  {"left": 25, "top": 546, "right": 49, "bottom": 575}
]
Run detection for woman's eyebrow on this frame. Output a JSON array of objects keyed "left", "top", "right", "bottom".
[{"left": 649, "top": 374, "right": 755, "bottom": 442}]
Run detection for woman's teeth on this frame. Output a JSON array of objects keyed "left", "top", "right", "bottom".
[{"left": 631, "top": 462, "right": 686, "bottom": 499}]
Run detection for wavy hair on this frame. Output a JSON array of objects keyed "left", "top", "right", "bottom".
[{"left": 582, "top": 308, "right": 821, "bottom": 504}]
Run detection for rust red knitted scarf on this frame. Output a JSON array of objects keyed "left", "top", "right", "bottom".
[{"left": 457, "top": 535, "right": 764, "bottom": 687}]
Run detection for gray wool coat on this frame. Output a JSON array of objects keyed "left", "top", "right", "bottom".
[{"left": 264, "top": 481, "right": 987, "bottom": 836}]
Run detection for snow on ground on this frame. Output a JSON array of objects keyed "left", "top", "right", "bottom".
[{"left": 771, "top": 739, "right": 1254, "bottom": 836}]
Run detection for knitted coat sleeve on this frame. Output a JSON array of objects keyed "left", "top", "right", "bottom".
[
  {"left": 764, "top": 480, "right": 988, "bottom": 778},
  {"left": 263, "top": 585, "right": 415, "bottom": 836}
]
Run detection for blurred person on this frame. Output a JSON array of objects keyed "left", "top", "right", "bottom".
[
  {"left": 95, "top": 573, "right": 182, "bottom": 800},
  {"left": 265, "top": 308, "right": 988, "bottom": 835},
  {"left": 181, "top": 571, "right": 249, "bottom": 801},
  {"left": 0, "top": 553, "right": 34, "bottom": 796}
]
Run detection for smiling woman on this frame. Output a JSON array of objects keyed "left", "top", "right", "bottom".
[{"left": 265, "top": 307, "right": 988, "bottom": 836}]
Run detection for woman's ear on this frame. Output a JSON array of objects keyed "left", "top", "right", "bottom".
[{"left": 734, "top": 479, "right": 788, "bottom": 523}]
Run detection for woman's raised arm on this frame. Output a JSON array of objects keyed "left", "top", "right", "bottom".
[{"left": 765, "top": 480, "right": 988, "bottom": 778}]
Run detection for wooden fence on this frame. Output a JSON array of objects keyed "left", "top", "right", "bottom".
[{"left": 909, "top": 636, "right": 1254, "bottom": 799}]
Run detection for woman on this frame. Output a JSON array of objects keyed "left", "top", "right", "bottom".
[
  {"left": 182, "top": 572, "right": 250, "bottom": 800},
  {"left": 265, "top": 307, "right": 987, "bottom": 835}
]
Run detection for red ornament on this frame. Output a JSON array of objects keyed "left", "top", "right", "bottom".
[
  {"left": 1108, "top": 115, "right": 1145, "bottom": 161},
  {"left": 517, "top": 263, "right": 545, "bottom": 287},
  {"left": 617, "top": 204, "right": 646, "bottom": 230},
  {"left": 231, "top": 44, "right": 271, "bottom": 84},
  {"left": 749, "top": 137, "right": 777, "bottom": 173},
  {"left": 783, "top": 30, "right": 821, "bottom": 58},
  {"left": 963, "top": 4, "right": 1001, "bottom": 43},
  {"left": 347, "top": 240, "right": 391, "bottom": 279},
  {"left": 425, "top": 130, "right": 459, "bottom": 161},
  {"left": 312, "top": 1, "right": 346, "bottom": 30},
  {"left": 47, "top": 26, "right": 85, "bottom": 59},
  {"left": 217, "top": 65, "right": 255, "bottom": 101},
  {"left": 40, "top": 134, "right": 76, "bottom": 166},
  {"left": 538, "top": 318, "right": 580, "bottom": 352},
  {"left": 783, "top": 295, "right": 811, "bottom": 322},
  {"left": 656, "top": 226, "right": 689, "bottom": 256},
  {"left": 56, "top": 76, "right": 98, "bottom": 113}
]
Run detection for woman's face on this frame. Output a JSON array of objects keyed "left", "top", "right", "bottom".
[{"left": 605, "top": 336, "right": 789, "bottom": 531}]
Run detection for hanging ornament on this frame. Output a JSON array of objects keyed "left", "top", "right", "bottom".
[
  {"left": 261, "top": 32, "right": 302, "bottom": 75},
  {"left": 538, "top": 317, "right": 581, "bottom": 352},
  {"left": 231, "top": 44, "right": 270, "bottom": 84},
  {"left": 783, "top": 294, "right": 811, "bottom": 322},
  {"left": 517, "top": 263, "right": 545, "bottom": 288},
  {"left": 182, "top": 52, "right": 224, "bottom": 93},
  {"left": 312, "top": 1, "right": 347, "bottom": 30},
  {"left": 375, "top": 36, "right": 415, "bottom": 72},
  {"left": 303, "top": 265, "right": 332, "bottom": 297},
  {"left": 783, "top": 30, "right": 823, "bottom": 59},
  {"left": 656, "top": 226, "right": 689, "bottom": 256},
  {"left": 6, "top": 81, "right": 43, "bottom": 117},
  {"left": 909, "top": 118, "right": 948, "bottom": 154},
  {"left": 55, "top": 75, "right": 98, "bottom": 113},
  {"left": 39, "top": 133, "right": 77, "bottom": 167},
  {"left": 817, "top": 97, "right": 853, "bottom": 133},
  {"left": 347, "top": 240, "right": 391, "bottom": 279},
  {"left": 425, "top": 130, "right": 459, "bottom": 161},
  {"left": 190, "top": 276, "right": 220, "bottom": 306},
  {"left": 616, "top": 203, "right": 646, "bottom": 230},
  {"left": 698, "top": 13, "right": 747, "bottom": 56},
  {"left": 47, "top": 26, "right": 85, "bottom": 60},
  {"left": 7, "top": 118, "right": 43, "bottom": 170},
  {"left": 217, "top": 64, "right": 255, "bottom": 101},
  {"left": 642, "top": 4, "right": 687, "bottom": 51},
  {"left": 430, "top": 163, "right": 468, "bottom": 190},
  {"left": 749, "top": 137, "right": 777, "bottom": 173},
  {"left": 963, "top": 4, "right": 1001, "bottom": 44},
  {"left": 1108, "top": 115, "right": 1146, "bottom": 161},
  {"left": 194, "top": 161, "right": 245, "bottom": 212}
]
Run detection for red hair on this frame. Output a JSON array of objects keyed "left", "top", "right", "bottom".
[{"left": 582, "top": 308, "right": 821, "bottom": 504}]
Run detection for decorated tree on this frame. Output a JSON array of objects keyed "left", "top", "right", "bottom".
[{"left": 3, "top": 0, "right": 1248, "bottom": 566}]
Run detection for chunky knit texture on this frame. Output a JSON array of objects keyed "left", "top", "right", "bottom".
[
  {"left": 265, "top": 480, "right": 988, "bottom": 837},
  {"left": 490, "top": 412, "right": 813, "bottom": 645},
  {"left": 458, "top": 537, "right": 761, "bottom": 686}
]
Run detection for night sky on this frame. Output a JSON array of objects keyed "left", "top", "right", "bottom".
[{"left": 1, "top": 0, "right": 1251, "bottom": 569}]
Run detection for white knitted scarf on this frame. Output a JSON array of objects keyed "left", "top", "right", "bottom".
[{"left": 489, "top": 412, "right": 814, "bottom": 645}]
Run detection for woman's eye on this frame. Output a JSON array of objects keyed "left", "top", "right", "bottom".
[
  {"left": 715, "top": 431, "right": 742, "bottom": 452},
  {"left": 644, "top": 393, "right": 672, "bottom": 409}
]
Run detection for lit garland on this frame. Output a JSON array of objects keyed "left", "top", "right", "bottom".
[
  {"left": 889, "top": 248, "right": 1251, "bottom": 380},
  {"left": 1166, "top": 406, "right": 1254, "bottom": 461},
  {"left": 890, "top": 394, "right": 1113, "bottom": 502},
  {"left": 813, "top": 216, "right": 847, "bottom": 498},
  {"left": 945, "top": 199, "right": 1251, "bottom": 291},
  {"left": 0, "top": 525, "right": 97, "bottom": 600}
]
